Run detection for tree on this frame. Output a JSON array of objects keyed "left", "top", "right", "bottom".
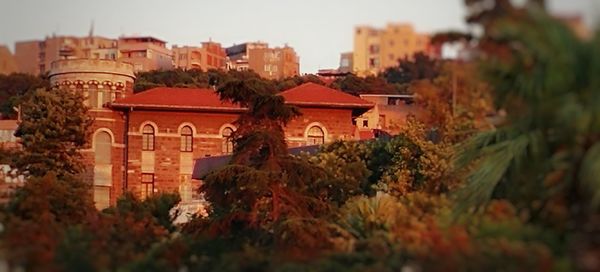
[
  {"left": 381, "top": 52, "right": 440, "bottom": 86},
  {"left": 13, "top": 88, "right": 92, "bottom": 179},
  {"left": 454, "top": 5, "right": 599, "bottom": 269},
  {"left": 0, "top": 73, "right": 49, "bottom": 119}
]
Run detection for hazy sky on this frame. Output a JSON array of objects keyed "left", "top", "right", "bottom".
[{"left": 0, "top": 0, "right": 597, "bottom": 73}]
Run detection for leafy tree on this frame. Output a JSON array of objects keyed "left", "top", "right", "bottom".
[
  {"left": 409, "top": 61, "right": 494, "bottom": 142},
  {"left": 13, "top": 88, "right": 92, "bottom": 179},
  {"left": 2, "top": 173, "right": 94, "bottom": 271},
  {"left": 381, "top": 52, "right": 440, "bottom": 85},
  {"left": 454, "top": 4, "right": 599, "bottom": 269},
  {"left": 0, "top": 73, "right": 49, "bottom": 119}
]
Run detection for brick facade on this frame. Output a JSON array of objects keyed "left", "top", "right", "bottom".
[{"left": 49, "top": 60, "right": 373, "bottom": 208}]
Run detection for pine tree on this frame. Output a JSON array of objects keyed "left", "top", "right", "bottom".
[{"left": 13, "top": 88, "right": 92, "bottom": 179}]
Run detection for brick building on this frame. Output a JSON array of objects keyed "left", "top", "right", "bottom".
[{"left": 47, "top": 59, "right": 372, "bottom": 209}]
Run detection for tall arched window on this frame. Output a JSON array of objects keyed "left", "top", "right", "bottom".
[
  {"left": 94, "top": 131, "right": 112, "bottom": 209},
  {"left": 180, "top": 126, "right": 193, "bottom": 152},
  {"left": 222, "top": 127, "right": 234, "bottom": 154},
  {"left": 142, "top": 125, "right": 155, "bottom": 151},
  {"left": 94, "top": 131, "right": 112, "bottom": 164},
  {"left": 307, "top": 126, "right": 325, "bottom": 145}
]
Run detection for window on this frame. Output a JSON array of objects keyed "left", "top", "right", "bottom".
[
  {"left": 94, "top": 186, "right": 110, "bottom": 210},
  {"left": 368, "top": 44, "right": 380, "bottom": 54},
  {"left": 222, "top": 127, "right": 234, "bottom": 154},
  {"left": 94, "top": 131, "right": 112, "bottom": 164},
  {"left": 97, "top": 91, "right": 104, "bottom": 108},
  {"left": 142, "top": 125, "right": 155, "bottom": 151},
  {"left": 307, "top": 126, "right": 325, "bottom": 145},
  {"left": 369, "top": 58, "right": 379, "bottom": 68},
  {"left": 362, "top": 120, "right": 369, "bottom": 128},
  {"left": 141, "top": 173, "right": 154, "bottom": 199},
  {"left": 180, "top": 126, "right": 193, "bottom": 152}
]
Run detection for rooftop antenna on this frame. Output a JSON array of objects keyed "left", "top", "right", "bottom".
[{"left": 89, "top": 20, "right": 95, "bottom": 37}]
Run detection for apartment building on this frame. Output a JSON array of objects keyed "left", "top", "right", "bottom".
[
  {"left": 226, "top": 42, "right": 299, "bottom": 80},
  {"left": 14, "top": 35, "right": 118, "bottom": 75},
  {"left": 117, "top": 36, "right": 173, "bottom": 72},
  {"left": 353, "top": 23, "right": 438, "bottom": 76},
  {"left": 0, "top": 46, "right": 18, "bottom": 75},
  {"left": 355, "top": 94, "right": 424, "bottom": 134},
  {"left": 172, "top": 41, "right": 227, "bottom": 71}
]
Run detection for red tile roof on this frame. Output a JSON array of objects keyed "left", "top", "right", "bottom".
[
  {"left": 111, "top": 87, "right": 245, "bottom": 112},
  {"left": 111, "top": 83, "right": 374, "bottom": 112},
  {"left": 0, "top": 120, "right": 18, "bottom": 130},
  {"left": 280, "top": 82, "right": 373, "bottom": 109}
]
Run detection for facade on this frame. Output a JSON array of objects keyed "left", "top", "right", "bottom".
[
  {"left": 49, "top": 59, "right": 136, "bottom": 209},
  {"left": 355, "top": 94, "right": 424, "bottom": 134},
  {"left": 46, "top": 59, "right": 372, "bottom": 210},
  {"left": 14, "top": 35, "right": 118, "bottom": 75},
  {"left": 338, "top": 52, "right": 353, "bottom": 73},
  {"left": 0, "top": 46, "right": 18, "bottom": 75},
  {"left": 226, "top": 42, "right": 300, "bottom": 80},
  {"left": 117, "top": 36, "right": 173, "bottom": 72},
  {"left": 172, "top": 41, "right": 227, "bottom": 71},
  {"left": 352, "top": 23, "right": 437, "bottom": 76},
  {"left": 556, "top": 15, "right": 592, "bottom": 40},
  {"left": 0, "top": 119, "right": 23, "bottom": 204}
]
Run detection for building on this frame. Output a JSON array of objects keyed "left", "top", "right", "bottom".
[
  {"left": 556, "top": 14, "right": 592, "bottom": 40},
  {"left": 338, "top": 52, "right": 353, "bottom": 73},
  {"left": 355, "top": 94, "right": 424, "bottom": 135},
  {"left": 0, "top": 46, "right": 18, "bottom": 75},
  {"left": 226, "top": 42, "right": 300, "bottom": 80},
  {"left": 172, "top": 41, "right": 227, "bottom": 71},
  {"left": 46, "top": 59, "right": 372, "bottom": 210},
  {"left": 352, "top": 23, "right": 438, "bottom": 76},
  {"left": 0, "top": 119, "right": 23, "bottom": 204},
  {"left": 14, "top": 35, "right": 118, "bottom": 75},
  {"left": 117, "top": 36, "right": 173, "bottom": 72},
  {"left": 49, "top": 59, "right": 136, "bottom": 209}
]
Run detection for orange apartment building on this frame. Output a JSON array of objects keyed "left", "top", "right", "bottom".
[
  {"left": 14, "top": 35, "right": 118, "bottom": 75},
  {"left": 0, "top": 45, "right": 18, "bottom": 75},
  {"left": 46, "top": 59, "right": 371, "bottom": 210},
  {"left": 226, "top": 42, "right": 300, "bottom": 80},
  {"left": 172, "top": 41, "right": 227, "bottom": 71},
  {"left": 117, "top": 36, "right": 173, "bottom": 72},
  {"left": 355, "top": 94, "right": 425, "bottom": 135},
  {"left": 352, "top": 23, "right": 440, "bottom": 76}
]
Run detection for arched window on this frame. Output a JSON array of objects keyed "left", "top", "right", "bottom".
[
  {"left": 307, "top": 126, "right": 325, "bottom": 145},
  {"left": 94, "top": 131, "right": 112, "bottom": 164},
  {"left": 222, "top": 127, "right": 234, "bottom": 154},
  {"left": 142, "top": 125, "right": 155, "bottom": 151},
  {"left": 180, "top": 126, "right": 193, "bottom": 152},
  {"left": 93, "top": 131, "right": 112, "bottom": 209}
]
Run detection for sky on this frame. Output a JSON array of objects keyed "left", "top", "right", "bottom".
[{"left": 0, "top": 0, "right": 597, "bottom": 73}]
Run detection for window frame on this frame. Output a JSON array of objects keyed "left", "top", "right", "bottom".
[
  {"left": 222, "top": 127, "right": 234, "bottom": 154},
  {"left": 142, "top": 125, "right": 155, "bottom": 151},
  {"left": 307, "top": 126, "right": 325, "bottom": 145},
  {"left": 180, "top": 126, "right": 193, "bottom": 152},
  {"left": 141, "top": 173, "right": 155, "bottom": 199}
]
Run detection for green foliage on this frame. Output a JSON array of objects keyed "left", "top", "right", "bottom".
[
  {"left": 381, "top": 52, "right": 440, "bottom": 85},
  {"left": 0, "top": 73, "right": 49, "bottom": 119},
  {"left": 13, "top": 88, "right": 92, "bottom": 178}
]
